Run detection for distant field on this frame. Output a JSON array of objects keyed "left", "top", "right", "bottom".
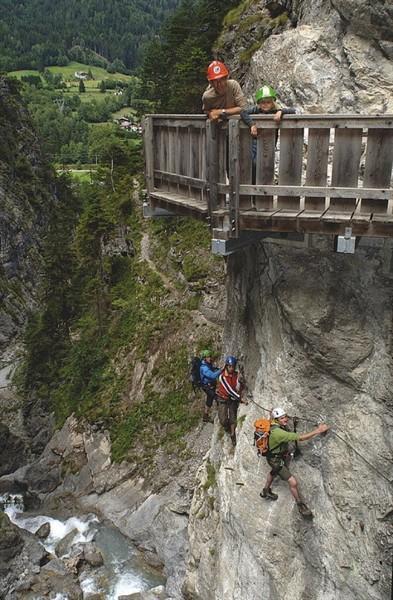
[
  {"left": 9, "top": 62, "right": 133, "bottom": 86},
  {"left": 8, "top": 62, "right": 136, "bottom": 108},
  {"left": 58, "top": 168, "right": 95, "bottom": 183}
]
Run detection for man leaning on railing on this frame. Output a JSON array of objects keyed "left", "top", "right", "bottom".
[{"left": 202, "top": 60, "right": 247, "bottom": 122}]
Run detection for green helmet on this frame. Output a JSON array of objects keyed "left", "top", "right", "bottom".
[
  {"left": 255, "top": 85, "right": 277, "bottom": 103},
  {"left": 201, "top": 349, "right": 212, "bottom": 358}
]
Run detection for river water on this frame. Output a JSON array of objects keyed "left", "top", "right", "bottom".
[{"left": 3, "top": 494, "right": 164, "bottom": 598}]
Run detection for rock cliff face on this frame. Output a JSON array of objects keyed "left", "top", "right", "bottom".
[
  {"left": 0, "top": 76, "right": 54, "bottom": 467},
  {"left": 218, "top": 0, "right": 393, "bottom": 112},
  {"left": 184, "top": 238, "right": 393, "bottom": 599}
]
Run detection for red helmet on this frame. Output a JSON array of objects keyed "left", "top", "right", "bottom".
[{"left": 207, "top": 60, "right": 229, "bottom": 81}]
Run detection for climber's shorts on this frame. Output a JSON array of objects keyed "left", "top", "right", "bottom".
[{"left": 267, "top": 456, "right": 292, "bottom": 481}]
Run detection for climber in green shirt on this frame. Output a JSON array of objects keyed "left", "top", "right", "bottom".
[{"left": 261, "top": 407, "right": 329, "bottom": 518}]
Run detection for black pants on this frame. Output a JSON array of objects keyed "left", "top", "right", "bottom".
[{"left": 202, "top": 384, "right": 216, "bottom": 408}]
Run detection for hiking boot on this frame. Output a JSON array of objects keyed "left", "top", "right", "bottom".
[
  {"left": 230, "top": 432, "right": 237, "bottom": 447},
  {"left": 203, "top": 414, "right": 213, "bottom": 424},
  {"left": 260, "top": 488, "right": 278, "bottom": 501},
  {"left": 297, "top": 502, "right": 313, "bottom": 518}
]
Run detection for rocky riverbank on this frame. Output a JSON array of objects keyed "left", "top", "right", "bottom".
[{"left": 0, "top": 414, "right": 215, "bottom": 598}]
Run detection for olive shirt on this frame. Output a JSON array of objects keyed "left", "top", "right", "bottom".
[
  {"left": 268, "top": 425, "right": 299, "bottom": 455},
  {"left": 202, "top": 79, "right": 247, "bottom": 113}
]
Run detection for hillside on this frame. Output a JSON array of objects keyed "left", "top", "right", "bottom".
[{"left": 0, "top": 0, "right": 180, "bottom": 72}]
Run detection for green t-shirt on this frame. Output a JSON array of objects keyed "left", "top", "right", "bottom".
[{"left": 268, "top": 426, "right": 299, "bottom": 455}]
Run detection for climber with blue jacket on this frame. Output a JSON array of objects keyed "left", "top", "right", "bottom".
[{"left": 200, "top": 349, "right": 221, "bottom": 423}]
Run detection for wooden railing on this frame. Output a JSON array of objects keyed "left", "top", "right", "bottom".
[{"left": 143, "top": 114, "right": 393, "bottom": 238}]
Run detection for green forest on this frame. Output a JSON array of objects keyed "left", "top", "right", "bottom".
[
  {"left": 0, "top": 0, "right": 179, "bottom": 72},
  {"left": 140, "top": 0, "right": 239, "bottom": 112},
  {"left": 5, "top": 0, "right": 231, "bottom": 461}
]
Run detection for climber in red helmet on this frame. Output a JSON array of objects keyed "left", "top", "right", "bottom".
[{"left": 202, "top": 60, "right": 247, "bottom": 121}]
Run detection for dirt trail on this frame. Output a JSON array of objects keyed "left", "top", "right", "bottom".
[{"left": 140, "top": 232, "right": 182, "bottom": 299}]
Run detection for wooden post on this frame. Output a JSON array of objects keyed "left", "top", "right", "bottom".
[
  {"left": 143, "top": 116, "right": 154, "bottom": 194},
  {"left": 206, "top": 120, "right": 219, "bottom": 217},
  {"left": 229, "top": 119, "right": 240, "bottom": 238}
]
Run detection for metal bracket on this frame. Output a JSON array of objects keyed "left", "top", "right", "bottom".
[{"left": 336, "top": 227, "right": 356, "bottom": 254}]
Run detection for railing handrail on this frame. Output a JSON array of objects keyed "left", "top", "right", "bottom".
[
  {"left": 144, "top": 113, "right": 393, "bottom": 239},
  {"left": 147, "top": 113, "right": 393, "bottom": 120}
]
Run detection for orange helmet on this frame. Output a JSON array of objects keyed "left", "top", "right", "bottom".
[{"left": 207, "top": 60, "right": 229, "bottom": 81}]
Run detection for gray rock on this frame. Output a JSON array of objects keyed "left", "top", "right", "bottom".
[
  {"left": 55, "top": 528, "right": 78, "bottom": 558},
  {"left": 35, "top": 521, "right": 51, "bottom": 539},
  {"left": 24, "top": 461, "right": 61, "bottom": 493},
  {"left": 0, "top": 423, "right": 27, "bottom": 476},
  {"left": 0, "top": 512, "right": 23, "bottom": 563},
  {"left": 83, "top": 542, "right": 104, "bottom": 567},
  {"left": 41, "top": 557, "right": 68, "bottom": 576}
]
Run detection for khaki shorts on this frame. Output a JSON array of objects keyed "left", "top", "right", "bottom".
[{"left": 267, "top": 456, "right": 292, "bottom": 481}]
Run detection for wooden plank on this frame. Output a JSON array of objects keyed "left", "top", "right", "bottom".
[
  {"left": 228, "top": 119, "right": 240, "bottom": 237},
  {"left": 152, "top": 114, "right": 393, "bottom": 129},
  {"left": 331, "top": 128, "right": 363, "bottom": 211},
  {"left": 305, "top": 128, "right": 330, "bottom": 211},
  {"left": 206, "top": 120, "right": 219, "bottom": 214},
  {"left": 238, "top": 126, "right": 253, "bottom": 210},
  {"left": 255, "top": 129, "right": 276, "bottom": 210},
  {"left": 218, "top": 126, "right": 228, "bottom": 210},
  {"left": 351, "top": 213, "right": 372, "bottom": 223},
  {"left": 150, "top": 191, "right": 208, "bottom": 213},
  {"left": 154, "top": 170, "right": 206, "bottom": 189},
  {"left": 372, "top": 214, "right": 393, "bottom": 223},
  {"left": 240, "top": 208, "right": 281, "bottom": 218},
  {"left": 357, "top": 128, "right": 393, "bottom": 216},
  {"left": 322, "top": 209, "right": 354, "bottom": 223},
  {"left": 160, "top": 127, "right": 169, "bottom": 188},
  {"left": 189, "top": 127, "right": 201, "bottom": 201},
  {"left": 272, "top": 209, "right": 304, "bottom": 219},
  {"left": 239, "top": 115, "right": 393, "bottom": 129},
  {"left": 239, "top": 184, "right": 393, "bottom": 199},
  {"left": 278, "top": 128, "right": 304, "bottom": 209},
  {"left": 298, "top": 209, "right": 328, "bottom": 221},
  {"left": 143, "top": 116, "right": 154, "bottom": 194},
  {"left": 154, "top": 118, "right": 207, "bottom": 128}
]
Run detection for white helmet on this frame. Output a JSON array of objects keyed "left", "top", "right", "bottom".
[{"left": 271, "top": 407, "right": 286, "bottom": 419}]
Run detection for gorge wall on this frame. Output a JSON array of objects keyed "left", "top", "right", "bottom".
[
  {"left": 0, "top": 76, "right": 55, "bottom": 471},
  {"left": 184, "top": 238, "right": 393, "bottom": 599}
]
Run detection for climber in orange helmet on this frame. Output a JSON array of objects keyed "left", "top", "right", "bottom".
[{"left": 202, "top": 60, "right": 247, "bottom": 122}]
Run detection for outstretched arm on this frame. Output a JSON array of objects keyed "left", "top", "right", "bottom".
[{"left": 299, "top": 423, "right": 329, "bottom": 442}]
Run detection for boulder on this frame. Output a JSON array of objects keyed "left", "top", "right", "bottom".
[
  {"left": 55, "top": 528, "right": 78, "bottom": 558},
  {"left": 35, "top": 521, "right": 51, "bottom": 539},
  {"left": 0, "top": 423, "right": 27, "bottom": 476},
  {"left": 0, "top": 512, "right": 23, "bottom": 564},
  {"left": 83, "top": 542, "right": 104, "bottom": 567}
]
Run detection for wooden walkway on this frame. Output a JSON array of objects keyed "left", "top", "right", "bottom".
[{"left": 143, "top": 114, "right": 393, "bottom": 241}]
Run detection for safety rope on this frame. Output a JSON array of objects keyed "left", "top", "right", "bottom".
[{"left": 250, "top": 398, "right": 393, "bottom": 485}]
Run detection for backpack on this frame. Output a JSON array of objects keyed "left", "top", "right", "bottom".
[
  {"left": 190, "top": 356, "right": 202, "bottom": 391},
  {"left": 254, "top": 418, "right": 272, "bottom": 456}
]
